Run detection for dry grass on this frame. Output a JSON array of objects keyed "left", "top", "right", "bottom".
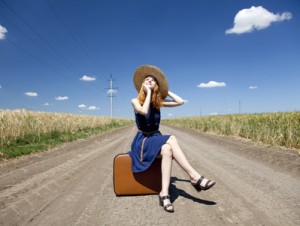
[
  {"left": 0, "top": 109, "right": 133, "bottom": 158},
  {"left": 162, "top": 112, "right": 300, "bottom": 150}
]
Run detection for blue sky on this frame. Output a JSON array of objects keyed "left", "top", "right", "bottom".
[{"left": 0, "top": 0, "right": 299, "bottom": 119}]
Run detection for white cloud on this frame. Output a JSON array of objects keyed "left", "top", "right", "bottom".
[
  {"left": 0, "top": 25, "right": 8, "bottom": 40},
  {"left": 25, "top": 92, "right": 38, "bottom": 97},
  {"left": 198, "top": 81, "right": 226, "bottom": 88},
  {"left": 80, "top": 75, "right": 96, "bottom": 81},
  {"left": 55, "top": 96, "right": 69, "bottom": 101},
  {"left": 87, "top": 106, "right": 99, "bottom": 110},
  {"left": 0, "top": 85, "right": 2, "bottom": 89},
  {"left": 78, "top": 104, "right": 99, "bottom": 110},
  {"left": 43, "top": 102, "right": 54, "bottom": 106},
  {"left": 210, "top": 112, "right": 219, "bottom": 116},
  {"left": 78, "top": 104, "right": 87, "bottom": 109},
  {"left": 107, "top": 89, "right": 118, "bottom": 95},
  {"left": 249, "top": 86, "right": 258, "bottom": 90},
  {"left": 226, "top": 6, "right": 292, "bottom": 34}
]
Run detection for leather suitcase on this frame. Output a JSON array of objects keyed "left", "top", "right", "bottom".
[{"left": 113, "top": 153, "right": 162, "bottom": 196}]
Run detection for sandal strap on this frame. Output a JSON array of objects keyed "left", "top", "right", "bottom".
[
  {"left": 204, "top": 179, "right": 211, "bottom": 188},
  {"left": 196, "top": 176, "right": 204, "bottom": 186},
  {"left": 164, "top": 203, "right": 173, "bottom": 209},
  {"left": 161, "top": 195, "right": 170, "bottom": 201}
]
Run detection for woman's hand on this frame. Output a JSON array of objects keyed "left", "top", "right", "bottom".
[
  {"left": 132, "top": 83, "right": 152, "bottom": 115},
  {"left": 163, "top": 91, "right": 184, "bottom": 107},
  {"left": 142, "top": 83, "right": 151, "bottom": 94}
]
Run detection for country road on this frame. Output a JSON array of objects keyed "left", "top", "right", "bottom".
[{"left": 0, "top": 125, "right": 299, "bottom": 226}]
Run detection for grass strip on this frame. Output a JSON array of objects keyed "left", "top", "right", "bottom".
[{"left": 1, "top": 123, "right": 132, "bottom": 159}]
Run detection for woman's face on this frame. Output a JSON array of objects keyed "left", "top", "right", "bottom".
[{"left": 143, "top": 76, "right": 157, "bottom": 90}]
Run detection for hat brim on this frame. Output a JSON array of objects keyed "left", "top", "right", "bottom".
[{"left": 133, "top": 65, "right": 168, "bottom": 99}]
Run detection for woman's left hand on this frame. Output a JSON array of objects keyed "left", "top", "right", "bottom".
[
  {"left": 142, "top": 83, "right": 151, "bottom": 94},
  {"left": 164, "top": 91, "right": 184, "bottom": 106}
]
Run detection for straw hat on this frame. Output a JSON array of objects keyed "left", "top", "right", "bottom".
[{"left": 133, "top": 65, "right": 168, "bottom": 98}]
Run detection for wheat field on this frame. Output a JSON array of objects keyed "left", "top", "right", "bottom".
[
  {"left": 0, "top": 109, "right": 133, "bottom": 158},
  {"left": 162, "top": 112, "right": 300, "bottom": 150},
  {"left": 1, "top": 110, "right": 299, "bottom": 158}
]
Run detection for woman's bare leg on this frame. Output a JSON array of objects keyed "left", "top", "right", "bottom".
[
  {"left": 160, "top": 143, "right": 174, "bottom": 211},
  {"left": 166, "top": 135, "right": 215, "bottom": 186}
]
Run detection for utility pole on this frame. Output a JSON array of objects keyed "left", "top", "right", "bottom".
[
  {"left": 239, "top": 100, "right": 242, "bottom": 114},
  {"left": 106, "top": 75, "right": 117, "bottom": 118}
]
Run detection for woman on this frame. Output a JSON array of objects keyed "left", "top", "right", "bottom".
[{"left": 129, "top": 65, "right": 215, "bottom": 213}]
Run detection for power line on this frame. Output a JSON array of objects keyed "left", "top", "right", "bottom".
[
  {"left": 46, "top": 0, "right": 105, "bottom": 78},
  {"left": 20, "top": 0, "right": 86, "bottom": 75},
  {"left": 0, "top": 13, "right": 82, "bottom": 76},
  {"left": 5, "top": 37, "right": 99, "bottom": 97},
  {"left": 1, "top": 0, "right": 80, "bottom": 74},
  {"left": 0, "top": 0, "right": 101, "bottom": 96}
]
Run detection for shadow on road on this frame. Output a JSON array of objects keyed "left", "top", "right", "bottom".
[{"left": 169, "top": 177, "right": 217, "bottom": 206}]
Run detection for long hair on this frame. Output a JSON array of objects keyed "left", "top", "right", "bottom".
[{"left": 138, "top": 79, "right": 163, "bottom": 110}]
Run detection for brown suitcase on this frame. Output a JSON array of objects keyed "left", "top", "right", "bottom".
[{"left": 113, "top": 153, "right": 162, "bottom": 196}]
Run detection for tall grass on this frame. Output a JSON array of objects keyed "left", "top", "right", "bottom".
[
  {"left": 162, "top": 112, "right": 300, "bottom": 150},
  {"left": 0, "top": 109, "right": 133, "bottom": 158}
]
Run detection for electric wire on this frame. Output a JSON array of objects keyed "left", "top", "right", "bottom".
[
  {"left": 22, "top": 0, "right": 104, "bottom": 94},
  {"left": 0, "top": 0, "right": 101, "bottom": 97},
  {"left": 45, "top": 0, "right": 109, "bottom": 95},
  {"left": 0, "top": 14, "right": 83, "bottom": 77},
  {"left": 46, "top": 0, "right": 105, "bottom": 78},
  {"left": 22, "top": 1, "right": 85, "bottom": 75},
  {"left": 5, "top": 37, "right": 100, "bottom": 98},
  {"left": 1, "top": 0, "right": 85, "bottom": 77}
]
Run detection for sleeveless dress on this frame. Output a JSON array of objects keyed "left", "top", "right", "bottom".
[{"left": 129, "top": 104, "right": 170, "bottom": 173}]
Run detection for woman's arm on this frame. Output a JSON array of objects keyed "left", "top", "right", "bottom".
[
  {"left": 131, "top": 84, "right": 152, "bottom": 115},
  {"left": 163, "top": 91, "right": 184, "bottom": 107}
]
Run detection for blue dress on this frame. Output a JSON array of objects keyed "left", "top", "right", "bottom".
[{"left": 129, "top": 104, "right": 170, "bottom": 173}]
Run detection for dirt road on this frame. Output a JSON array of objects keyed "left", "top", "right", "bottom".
[{"left": 0, "top": 125, "right": 299, "bottom": 225}]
